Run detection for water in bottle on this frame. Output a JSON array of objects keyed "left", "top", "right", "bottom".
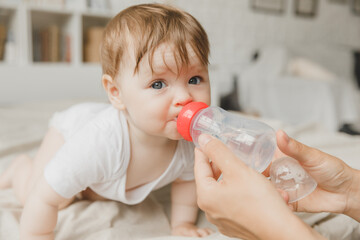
[{"left": 177, "top": 102, "right": 317, "bottom": 203}]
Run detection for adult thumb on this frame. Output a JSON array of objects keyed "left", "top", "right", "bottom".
[{"left": 276, "top": 130, "right": 324, "bottom": 167}]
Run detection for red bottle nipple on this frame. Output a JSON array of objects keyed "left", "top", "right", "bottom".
[{"left": 177, "top": 102, "right": 209, "bottom": 141}]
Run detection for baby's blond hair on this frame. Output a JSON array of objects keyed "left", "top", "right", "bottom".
[{"left": 100, "top": 3, "right": 210, "bottom": 79}]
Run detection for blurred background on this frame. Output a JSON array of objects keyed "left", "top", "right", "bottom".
[{"left": 0, "top": 0, "right": 359, "bottom": 134}]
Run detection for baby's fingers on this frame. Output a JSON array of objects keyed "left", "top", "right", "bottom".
[{"left": 197, "top": 227, "right": 214, "bottom": 237}]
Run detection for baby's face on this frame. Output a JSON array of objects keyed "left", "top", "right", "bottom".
[{"left": 116, "top": 42, "right": 211, "bottom": 140}]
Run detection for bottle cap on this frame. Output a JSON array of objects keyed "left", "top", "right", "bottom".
[{"left": 177, "top": 102, "right": 208, "bottom": 141}]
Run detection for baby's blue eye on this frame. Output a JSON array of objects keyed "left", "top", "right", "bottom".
[
  {"left": 151, "top": 81, "right": 166, "bottom": 89},
  {"left": 189, "top": 76, "right": 201, "bottom": 85}
]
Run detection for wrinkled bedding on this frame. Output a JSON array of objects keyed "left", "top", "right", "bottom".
[{"left": 1, "top": 100, "right": 360, "bottom": 240}]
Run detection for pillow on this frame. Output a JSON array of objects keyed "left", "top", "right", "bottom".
[
  {"left": 256, "top": 45, "right": 289, "bottom": 78},
  {"left": 286, "top": 57, "right": 336, "bottom": 82}
]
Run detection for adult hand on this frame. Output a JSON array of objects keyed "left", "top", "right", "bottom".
[
  {"left": 194, "top": 134, "right": 323, "bottom": 240},
  {"left": 276, "top": 130, "right": 360, "bottom": 222}
]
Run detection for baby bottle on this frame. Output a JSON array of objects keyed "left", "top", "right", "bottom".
[{"left": 177, "top": 102, "right": 317, "bottom": 203}]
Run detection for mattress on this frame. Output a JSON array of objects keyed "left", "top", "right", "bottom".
[{"left": 1, "top": 100, "right": 360, "bottom": 240}]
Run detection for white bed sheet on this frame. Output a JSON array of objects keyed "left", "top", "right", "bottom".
[{"left": 1, "top": 100, "right": 360, "bottom": 240}]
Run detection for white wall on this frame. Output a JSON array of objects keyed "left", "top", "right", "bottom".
[
  {"left": 0, "top": 65, "right": 106, "bottom": 105},
  {"left": 1, "top": 0, "right": 359, "bottom": 104},
  {"left": 164, "top": 0, "right": 360, "bottom": 95}
]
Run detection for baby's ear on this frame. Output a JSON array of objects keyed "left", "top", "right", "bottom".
[{"left": 102, "top": 74, "right": 126, "bottom": 110}]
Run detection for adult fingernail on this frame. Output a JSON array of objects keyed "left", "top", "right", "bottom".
[{"left": 198, "top": 134, "right": 212, "bottom": 147}]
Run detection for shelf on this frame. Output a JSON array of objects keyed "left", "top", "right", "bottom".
[
  {"left": 82, "top": 14, "right": 110, "bottom": 63},
  {"left": 26, "top": 4, "right": 71, "bottom": 14},
  {"left": 30, "top": 9, "right": 73, "bottom": 63},
  {"left": 0, "top": 2, "right": 18, "bottom": 9},
  {"left": 0, "top": 1, "right": 118, "bottom": 103},
  {"left": 0, "top": 1, "right": 118, "bottom": 104},
  {"left": 0, "top": 5, "right": 17, "bottom": 63},
  {"left": 0, "top": 1, "right": 117, "bottom": 65},
  {"left": 82, "top": 9, "right": 113, "bottom": 18}
]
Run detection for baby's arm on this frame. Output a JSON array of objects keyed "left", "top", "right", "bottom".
[
  {"left": 171, "top": 179, "right": 213, "bottom": 237},
  {"left": 20, "top": 175, "right": 69, "bottom": 240}
]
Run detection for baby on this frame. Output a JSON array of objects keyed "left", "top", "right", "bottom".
[{"left": 0, "top": 3, "right": 212, "bottom": 239}]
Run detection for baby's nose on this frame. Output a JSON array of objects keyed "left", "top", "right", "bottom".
[{"left": 174, "top": 88, "right": 193, "bottom": 107}]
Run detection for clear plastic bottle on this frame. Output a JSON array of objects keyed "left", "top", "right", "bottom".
[{"left": 177, "top": 102, "right": 317, "bottom": 203}]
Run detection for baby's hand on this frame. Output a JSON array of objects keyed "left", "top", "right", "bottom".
[{"left": 171, "top": 222, "right": 213, "bottom": 237}]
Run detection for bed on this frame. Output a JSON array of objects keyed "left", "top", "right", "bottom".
[
  {"left": 1, "top": 100, "right": 360, "bottom": 240},
  {"left": 235, "top": 45, "right": 360, "bottom": 132}
]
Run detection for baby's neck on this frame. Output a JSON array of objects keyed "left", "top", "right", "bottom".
[
  {"left": 127, "top": 120, "right": 176, "bottom": 148},
  {"left": 125, "top": 121, "right": 178, "bottom": 191}
]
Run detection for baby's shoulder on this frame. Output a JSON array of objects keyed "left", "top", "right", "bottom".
[
  {"left": 51, "top": 102, "right": 122, "bottom": 139},
  {"left": 64, "top": 102, "right": 110, "bottom": 116}
]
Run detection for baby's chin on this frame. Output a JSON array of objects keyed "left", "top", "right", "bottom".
[{"left": 167, "top": 132, "right": 185, "bottom": 141}]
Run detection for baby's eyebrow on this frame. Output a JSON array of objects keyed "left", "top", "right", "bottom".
[
  {"left": 146, "top": 59, "right": 207, "bottom": 78},
  {"left": 185, "top": 64, "right": 207, "bottom": 73}
]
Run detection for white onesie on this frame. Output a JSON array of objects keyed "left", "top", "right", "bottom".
[{"left": 45, "top": 103, "right": 195, "bottom": 204}]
